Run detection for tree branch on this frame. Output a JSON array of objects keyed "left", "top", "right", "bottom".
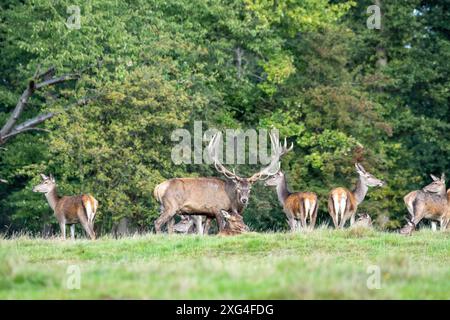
[
  {"left": 0, "top": 96, "right": 94, "bottom": 144},
  {"left": 0, "top": 66, "right": 83, "bottom": 145}
]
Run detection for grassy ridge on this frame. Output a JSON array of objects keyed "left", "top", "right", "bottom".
[{"left": 0, "top": 229, "right": 449, "bottom": 299}]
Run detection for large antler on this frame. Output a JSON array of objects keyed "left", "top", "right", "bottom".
[
  {"left": 248, "top": 131, "right": 293, "bottom": 183},
  {"left": 207, "top": 132, "right": 242, "bottom": 181}
]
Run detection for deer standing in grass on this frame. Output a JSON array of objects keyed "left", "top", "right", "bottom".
[
  {"left": 153, "top": 132, "right": 286, "bottom": 234},
  {"left": 33, "top": 174, "right": 97, "bottom": 239},
  {"left": 400, "top": 174, "right": 449, "bottom": 235},
  {"left": 265, "top": 170, "right": 318, "bottom": 232},
  {"left": 328, "top": 163, "right": 384, "bottom": 229}
]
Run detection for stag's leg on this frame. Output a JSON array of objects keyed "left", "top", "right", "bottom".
[
  {"left": 167, "top": 218, "right": 175, "bottom": 234},
  {"left": 350, "top": 213, "right": 356, "bottom": 226},
  {"left": 155, "top": 204, "right": 176, "bottom": 234},
  {"left": 193, "top": 216, "right": 204, "bottom": 235},
  {"left": 70, "top": 224, "right": 75, "bottom": 240},
  {"left": 431, "top": 221, "right": 437, "bottom": 231},
  {"left": 214, "top": 210, "right": 226, "bottom": 232},
  {"left": 78, "top": 208, "right": 96, "bottom": 240},
  {"left": 59, "top": 221, "right": 66, "bottom": 240},
  {"left": 287, "top": 215, "right": 296, "bottom": 233},
  {"left": 339, "top": 211, "right": 352, "bottom": 229}
]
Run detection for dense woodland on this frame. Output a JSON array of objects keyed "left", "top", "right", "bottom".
[{"left": 0, "top": 0, "right": 449, "bottom": 235}]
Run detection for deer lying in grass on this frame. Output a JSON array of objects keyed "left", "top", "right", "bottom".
[
  {"left": 154, "top": 132, "right": 287, "bottom": 233},
  {"left": 33, "top": 174, "right": 97, "bottom": 240},
  {"left": 351, "top": 213, "right": 373, "bottom": 228},
  {"left": 400, "top": 174, "right": 449, "bottom": 235},
  {"left": 328, "top": 163, "right": 384, "bottom": 229},
  {"left": 265, "top": 170, "right": 318, "bottom": 231},
  {"left": 218, "top": 210, "right": 249, "bottom": 236}
]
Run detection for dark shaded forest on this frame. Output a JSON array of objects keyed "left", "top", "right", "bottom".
[{"left": 0, "top": 0, "right": 449, "bottom": 235}]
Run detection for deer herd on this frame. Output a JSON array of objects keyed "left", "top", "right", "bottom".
[{"left": 31, "top": 132, "right": 450, "bottom": 239}]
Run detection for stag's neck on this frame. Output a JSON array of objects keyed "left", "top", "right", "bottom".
[
  {"left": 45, "top": 188, "right": 60, "bottom": 211},
  {"left": 276, "top": 177, "right": 290, "bottom": 206},
  {"left": 353, "top": 177, "right": 368, "bottom": 205}
]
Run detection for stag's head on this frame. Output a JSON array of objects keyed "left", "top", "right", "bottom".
[
  {"left": 423, "top": 173, "right": 446, "bottom": 194},
  {"left": 355, "top": 163, "right": 385, "bottom": 187},
  {"left": 32, "top": 174, "right": 56, "bottom": 193},
  {"left": 208, "top": 132, "right": 292, "bottom": 207}
]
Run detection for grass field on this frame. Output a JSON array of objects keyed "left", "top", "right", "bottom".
[{"left": 0, "top": 228, "right": 449, "bottom": 299}]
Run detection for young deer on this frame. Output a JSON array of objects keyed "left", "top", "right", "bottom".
[
  {"left": 33, "top": 174, "right": 97, "bottom": 240},
  {"left": 265, "top": 171, "right": 318, "bottom": 231},
  {"left": 328, "top": 163, "right": 384, "bottom": 229},
  {"left": 218, "top": 210, "right": 249, "bottom": 236},
  {"left": 400, "top": 174, "right": 449, "bottom": 235}
]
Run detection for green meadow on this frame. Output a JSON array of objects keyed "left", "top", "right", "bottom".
[{"left": 1, "top": 229, "right": 449, "bottom": 299}]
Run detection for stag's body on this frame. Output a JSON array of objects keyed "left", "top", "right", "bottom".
[
  {"left": 33, "top": 174, "right": 97, "bottom": 240},
  {"left": 265, "top": 171, "right": 317, "bottom": 231},
  {"left": 328, "top": 163, "right": 384, "bottom": 229},
  {"left": 154, "top": 132, "right": 291, "bottom": 234},
  {"left": 154, "top": 178, "right": 245, "bottom": 232}
]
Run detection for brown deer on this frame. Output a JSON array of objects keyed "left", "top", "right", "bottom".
[
  {"left": 400, "top": 174, "right": 449, "bottom": 235},
  {"left": 264, "top": 170, "right": 317, "bottom": 231},
  {"left": 173, "top": 215, "right": 211, "bottom": 234},
  {"left": 403, "top": 176, "right": 450, "bottom": 231},
  {"left": 328, "top": 163, "right": 384, "bottom": 229},
  {"left": 218, "top": 210, "right": 249, "bottom": 236},
  {"left": 351, "top": 213, "right": 373, "bottom": 228},
  {"left": 154, "top": 132, "right": 290, "bottom": 233},
  {"left": 33, "top": 174, "right": 97, "bottom": 239}
]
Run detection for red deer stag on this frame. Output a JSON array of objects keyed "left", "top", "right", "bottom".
[
  {"left": 264, "top": 170, "right": 317, "bottom": 232},
  {"left": 33, "top": 174, "right": 97, "bottom": 239},
  {"left": 154, "top": 132, "right": 287, "bottom": 233},
  {"left": 400, "top": 174, "right": 449, "bottom": 235},
  {"left": 328, "top": 163, "right": 384, "bottom": 229}
]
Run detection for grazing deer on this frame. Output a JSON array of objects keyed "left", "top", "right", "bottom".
[
  {"left": 328, "top": 163, "right": 384, "bottom": 229},
  {"left": 154, "top": 132, "right": 290, "bottom": 233},
  {"left": 400, "top": 174, "right": 449, "bottom": 234},
  {"left": 33, "top": 174, "right": 97, "bottom": 240},
  {"left": 218, "top": 210, "right": 249, "bottom": 236},
  {"left": 264, "top": 170, "right": 317, "bottom": 231}
]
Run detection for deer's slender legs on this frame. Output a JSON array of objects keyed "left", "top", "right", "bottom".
[
  {"left": 431, "top": 221, "right": 437, "bottom": 231},
  {"left": 78, "top": 207, "right": 96, "bottom": 239},
  {"left": 155, "top": 204, "right": 176, "bottom": 233},
  {"left": 59, "top": 221, "right": 66, "bottom": 240},
  {"left": 193, "top": 216, "right": 204, "bottom": 235},
  {"left": 350, "top": 213, "right": 356, "bottom": 226},
  {"left": 70, "top": 224, "right": 75, "bottom": 240},
  {"left": 287, "top": 216, "right": 296, "bottom": 232},
  {"left": 167, "top": 218, "right": 175, "bottom": 234},
  {"left": 310, "top": 203, "right": 318, "bottom": 230}
]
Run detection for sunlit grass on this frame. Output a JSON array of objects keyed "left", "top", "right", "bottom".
[{"left": 0, "top": 229, "right": 449, "bottom": 299}]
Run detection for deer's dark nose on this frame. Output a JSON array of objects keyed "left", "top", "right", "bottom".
[{"left": 241, "top": 198, "right": 248, "bottom": 204}]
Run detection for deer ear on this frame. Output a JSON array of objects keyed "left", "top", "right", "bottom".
[
  {"left": 40, "top": 174, "right": 48, "bottom": 180},
  {"left": 441, "top": 173, "right": 446, "bottom": 182},
  {"left": 430, "top": 174, "right": 439, "bottom": 181},
  {"left": 49, "top": 174, "right": 55, "bottom": 182},
  {"left": 220, "top": 210, "right": 231, "bottom": 220},
  {"left": 355, "top": 163, "right": 364, "bottom": 174}
]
